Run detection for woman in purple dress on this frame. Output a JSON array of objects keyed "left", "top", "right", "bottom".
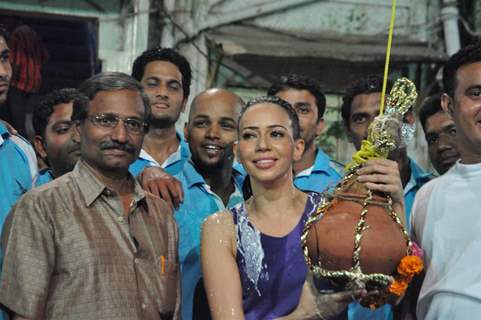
[
  {"left": 201, "top": 96, "right": 404, "bottom": 319},
  {"left": 200, "top": 96, "right": 353, "bottom": 319}
]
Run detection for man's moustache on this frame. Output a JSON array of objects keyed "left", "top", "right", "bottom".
[{"left": 100, "top": 142, "right": 136, "bottom": 154}]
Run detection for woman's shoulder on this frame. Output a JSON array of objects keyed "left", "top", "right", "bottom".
[
  {"left": 203, "top": 209, "right": 236, "bottom": 233},
  {"left": 202, "top": 209, "right": 238, "bottom": 254}
]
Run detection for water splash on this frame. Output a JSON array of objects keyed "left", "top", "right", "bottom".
[{"left": 236, "top": 209, "right": 265, "bottom": 296}]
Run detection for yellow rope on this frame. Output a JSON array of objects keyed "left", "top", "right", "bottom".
[
  {"left": 345, "top": 140, "right": 386, "bottom": 171},
  {"left": 379, "top": 0, "right": 397, "bottom": 116},
  {"left": 345, "top": 0, "right": 399, "bottom": 170}
]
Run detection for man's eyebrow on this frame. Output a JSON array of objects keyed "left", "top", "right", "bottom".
[
  {"left": 351, "top": 111, "right": 369, "bottom": 117},
  {"left": 52, "top": 120, "right": 73, "bottom": 125},
  {"left": 192, "top": 114, "right": 208, "bottom": 119},
  {"left": 219, "top": 117, "right": 236, "bottom": 122},
  {"left": 465, "top": 84, "right": 481, "bottom": 92},
  {"left": 294, "top": 102, "right": 311, "bottom": 106}
]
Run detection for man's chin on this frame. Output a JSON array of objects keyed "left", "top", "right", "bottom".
[
  {"left": 149, "top": 115, "right": 178, "bottom": 129},
  {"left": 194, "top": 158, "right": 226, "bottom": 172}
]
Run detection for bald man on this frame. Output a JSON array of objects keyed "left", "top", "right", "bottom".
[{"left": 174, "top": 88, "right": 245, "bottom": 319}]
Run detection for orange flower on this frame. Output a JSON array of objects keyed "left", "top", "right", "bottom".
[
  {"left": 389, "top": 279, "right": 409, "bottom": 296},
  {"left": 397, "top": 255, "right": 424, "bottom": 277}
]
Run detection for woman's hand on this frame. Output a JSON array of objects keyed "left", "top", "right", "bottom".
[
  {"left": 356, "top": 159, "right": 404, "bottom": 205},
  {"left": 356, "top": 158, "right": 407, "bottom": 229},
  {"left": 276, "top": 272, "right": 356, "bottom": 320}
]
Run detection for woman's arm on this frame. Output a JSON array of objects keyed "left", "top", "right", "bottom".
[{"left": 201, "top": 211, "right": 245, "bottom": 320}]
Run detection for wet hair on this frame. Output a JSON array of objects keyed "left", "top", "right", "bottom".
[
  {"left": 33, "top": 88, "right": 84, "bottom": 138},
  {"left": 73, "top": 72, "right": 151, "bottom": 128},
  {"left": 267, "top": 74, "right": 326, "bottom": 121},
  {"left": 131, "top": 47, "right": 192, "bottom": 100},
  {"left": 443, "top": 42, "right": 481, "bottom": 98},
  {"left": 419, "top": 94, "right": 443, "bottom": 132},
  {"left": 239, "top": 95, "right": 301, "bottom": 140},
  {"left": 341, "top": 75, "right": 394, "bottom": 127}
]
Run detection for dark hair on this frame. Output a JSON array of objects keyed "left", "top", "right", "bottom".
[
  {"left": 73, "top": 72, "right": 151, "bottom": 129},
  {"left": 131, "top": 47, "right": 192, "bottom": 100},
  {"left": 33, "top": 88, "right": 83, "bottom": 137},
  {"left": 0, "top": 25, "right": 7, "bottom": 40},
  {"left": 341, "top": 75, "right": 394, "bottom": 127},
  {"left": 239, "top": 95, "right": 301, "bottom": 140},
  {"left": 267, "top": 74, "right": 326, "bottom": 121},
  {"left": 443, "top": 42, "right": 481, "bottom": 98},
  {"left": 419, "top": 94, "right": 443, "bottom": 132}
]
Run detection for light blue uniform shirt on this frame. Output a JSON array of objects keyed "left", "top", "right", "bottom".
[
  {"left": 129, "top": 131, "right": 190, "bottom": 176},
  {"left": 348, "top": 158, "right": 433, "bottom": 320},
  {"left": 33, "top": 168, "right": 54, "bottom": 187},
  {"left": 293, "top": 147, "right": 343, "bottom": 193},
  {"left": 404, "top": 158, "right": 433, "bottom": 227},
  {"left": 0, "top": 123, "right": 36, "bottom": 320},
  {"left": 175, "top": 160, "right": 244, "bottom": 320}
]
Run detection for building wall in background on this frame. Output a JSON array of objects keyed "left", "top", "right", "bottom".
[{"left": 0, "top": 0, "right": 149, "bottom": 74}]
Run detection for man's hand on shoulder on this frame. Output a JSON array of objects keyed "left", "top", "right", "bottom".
[
  {"left": 1, "top": 119, "right": 18, "bottom": 135},
  {"left": 139, "top": 167, "right": 184, "bottom": 210}
]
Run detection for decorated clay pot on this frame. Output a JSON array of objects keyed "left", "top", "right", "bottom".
[{"left": 303, "top": 169, "right": 409, "bottom": 292}]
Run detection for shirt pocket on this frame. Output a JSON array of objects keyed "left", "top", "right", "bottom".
[{"left": 155, "top": 255, "right": 179, "bottom": 312}]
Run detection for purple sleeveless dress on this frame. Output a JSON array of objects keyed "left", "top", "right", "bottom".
[{"left": 232, "top": 192, "right": 329, "bottom": 319}]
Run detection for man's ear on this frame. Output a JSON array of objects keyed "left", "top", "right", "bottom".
[
  {"left": 315, "top": 118, "right": 325, "bottom": 137},
  {"left": 73, "top": 121, "right": 81, "bottom": 144},
  {"left": 181, "top": 98, "right": 187, "bottom": 113},
  {"left": 293, "top": 138, "right": 305, "bottom": 162},
  {"left": 441, "top": 93, "right": 454, "bottom": 118},
  {"left": 33, "top": 135, "right": 48, "bottom": 160}
]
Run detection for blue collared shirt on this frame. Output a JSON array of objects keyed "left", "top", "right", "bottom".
[
  {"left": 129, "top": 131, "right": 190, "bottom": 176},
  {"left": 0, "top": 123, "right": 37, "bottom": 320},
  {"left": 175, "top": 160, "right": 244, "bottom": 320},
  {"left": 33, "top": 168, "right": 55, "bottom": 187},
  {"left": 404, "top": 158, "right": 433, "bottom": 227},
  {"left": 348, "top": 158, "right": 433, "bottom": 320},
  {"left": 294, "top": 147, "right": 343, "bottom": 193}
]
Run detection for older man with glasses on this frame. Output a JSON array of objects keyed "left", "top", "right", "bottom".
[{"left": 0, "top": 72, "right": 180, "bottom": 320}]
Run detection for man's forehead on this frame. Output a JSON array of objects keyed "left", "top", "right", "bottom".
[
  {"left": 144, "top": 60, "right": 182, "bottom": 81},
  {"left": 455, "top": 61, "right": 481, "bottom": 85},
  {"left": 426, "top": 111, "right": 454, "bottom": 132},
  {"left": 277, "top": 88, "right": 315, "bottom": 100},
  {"left": 351, "top": 92, "right": 381, "bottom": 114},
  {"left": 90, "top": 90, "right": 144, "bottom": 115},
  {"left": 193, "top": 100, "right": 238, "bottom": 118}
]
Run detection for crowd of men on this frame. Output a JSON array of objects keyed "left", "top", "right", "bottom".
[{"left": 0, "top": 22, "right": 479, "bottom": 320}]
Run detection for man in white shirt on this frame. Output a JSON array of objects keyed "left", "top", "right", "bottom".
[{"left": 411, "top": 42, "right": 481, "bottom": 319}]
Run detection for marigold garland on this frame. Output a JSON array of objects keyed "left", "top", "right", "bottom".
[{"left": 388, "top": 255, "right": 424, "bottom": 296}]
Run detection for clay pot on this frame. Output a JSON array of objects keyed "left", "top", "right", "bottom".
[{"left": 305, "top": 172, "right": 408, "bottom": 286}]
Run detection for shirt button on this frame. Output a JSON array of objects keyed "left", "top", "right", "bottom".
[
  {"left": 134, "top": 258, "right": 140, "bottom": 264},
  {"left": 141, "top": 303, "right": 147, "bottom": 309},
  {"left": 118, "top": 216, "right": 124, "bottom": 223}
]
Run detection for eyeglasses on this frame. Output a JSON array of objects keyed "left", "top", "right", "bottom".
[{"left": 86, "top": 113, "right": 148, "bottom": 134}]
